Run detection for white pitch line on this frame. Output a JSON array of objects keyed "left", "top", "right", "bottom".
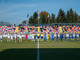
[{"left": 37, "top": 39, "right": 39, "bottom": 60}]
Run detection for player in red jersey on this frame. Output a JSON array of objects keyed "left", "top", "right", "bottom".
[{"left": 25, "top": 33, "right": 28, "bottom": 42}]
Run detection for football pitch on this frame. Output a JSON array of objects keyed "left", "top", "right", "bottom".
[{"left": 0, "top": 39, "right": 80, "bottom": 60}]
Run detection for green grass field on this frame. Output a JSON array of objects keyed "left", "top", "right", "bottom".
[{"left": 0, "top": 38, "right": 80, "bottom": 60}]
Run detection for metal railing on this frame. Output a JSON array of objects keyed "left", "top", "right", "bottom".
[{"left": 28, "top": 23, "right": 80, "bottom": 26}]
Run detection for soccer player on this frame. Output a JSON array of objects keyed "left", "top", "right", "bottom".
[
  {"left": 60, "top": 33, "right": 62, "bottom": 41},
  {"left": 60, "top": 33, "right": 63, "bottom": 41},
  {"left": 37, "top": 33, "right": 40, "bottom": 41},
  {"left": 11, "top": 33, "right": 13, "bottom": 42},
  {"left": 7, "top": 33, "right": 10, "bottom": 42},
  {"left": 19, "top": 33, "right": 22, "bottom": 42},
  {"left": 49, "top": 34, "right": 52, "bottom": 40},
  {"left": 64, "top": 32, "right": 67, "bottom": 41},
  {"left": 69, "top": 33, "right": 71, "bottom": 41},
  {"left": 56, "top": 33, "right": 58, "bottom": 41},
  {"left": 71, "top": 33, "right": 73, "bottom": 41},
  {"left": 75, "top": 32, "right": 77, "bottom": 41},
  {"left": 35, "top": 34, "right": 38, "bottom": 41},
  {"left": 51, "top": 32, "right": 54, "bottom": 42},
  {"left": 25, "top": 33, "right": 28, "bottom": 42},
  {"left": 39, "top": 34, "right": 41, "bottom": 40},
  {"left": 79, "top": 33, "right": 80, "bottom": 41},
  {"left": 41, "top": 34, "right": 43, "bottom": 41},
  {"left": 44, "top": 32, "right": 47, "bottom": 41},
  {"left": 47, "top": 32, "right": 49, "bottom": 41},
  {"left": 0, "top": 33, "right": 3, "bottom": 42},
  {"left": 14, "top": 33, "right": 17, "bottom": 42},
  {"left": 32, "top": 33, "right": 35, "bottom": 42}
]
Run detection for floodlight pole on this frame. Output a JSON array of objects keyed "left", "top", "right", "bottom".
[
  {"left": 48, "top": 15, "right": 50, "bottom": 24},
  {"left": 16, "top": 18, "right": 18, "bottom": 26},
  {"left": 27, "top": 14, "right": 29, "bottom": 26},
  {"left": 37, "top": 10, "right": 39, "bottom": 25}
]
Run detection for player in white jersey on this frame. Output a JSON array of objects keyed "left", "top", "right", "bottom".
[
  {"left": 11, "top": 33, "right": 13, "bottom": 42},
  {"left": 0, "top": 33, "right": 3, "bottom": 42},
  {"left": 19, "top": 34, "right": 22, "bottom": 42},
  {"left": 14, "top": 33, "right": 17, "bottom": 42},
  {"left": 7, "top": 33, "right": 10, "bottom": 42}
]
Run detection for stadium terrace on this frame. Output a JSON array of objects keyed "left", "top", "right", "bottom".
[{"left": 0, "top": 25, "right": 80, "bottom": 42}]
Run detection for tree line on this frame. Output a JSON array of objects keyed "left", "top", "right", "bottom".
[{"left": 22, "top": 8, "right": 80, "bottom": 25}]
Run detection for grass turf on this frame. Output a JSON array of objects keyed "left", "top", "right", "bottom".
[{"left": 0, "top": 38, "right": 80, "bottom": 60}]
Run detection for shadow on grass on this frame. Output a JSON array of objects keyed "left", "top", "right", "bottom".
[{"left": 0, "top": 48, "right": 80, "bottom": 60}]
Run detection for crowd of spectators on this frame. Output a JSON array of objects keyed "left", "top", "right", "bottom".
[{"left": 0, "top": 25, "right": 80, "bottom": 34}]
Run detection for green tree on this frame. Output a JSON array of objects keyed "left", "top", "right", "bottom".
[
  {"left": 39, "top": 11, "right": 49, "bottom": 24},
  {"left": 22, "top": 20, "right": 26, "bottom": 25},
  {"left": 39, "top": 14, "right": 46, "bottom": 24},
  {"left": 33, "top": 12, "right": 38, "bottom": 24},
  {"left": 73, "top": 11, "right": 78, "bottom": 23},
  {"left": 67, "top": 9, "right": 78, "bottom": 23},
  {"left": 69, "top": 8, "right": 74, "bottom": 23},
  {"left": 29, "top": 16, "right": 34, "bottom": 24},
  {"left": 56, "top": 8, "right": 66, "bottom": 23},
  {"left": 50, "top": 13, "right": 55, "bottom": 23},
  {"left": 67, "top": 10, "right": 70, "bottom": 23},
  {"left": 77, "top": 16, "right": 80, "bottom": 23}
]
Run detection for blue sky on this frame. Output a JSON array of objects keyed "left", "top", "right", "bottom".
[{"left": 0, "top": 0, "right": 80, "bottom": 25}]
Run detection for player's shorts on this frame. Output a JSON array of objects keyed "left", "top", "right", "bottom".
[
  {"left": 11, "top": 39, "right": 13, "bottom": 40},
  {"left": 72, "top": 36, "right": 73, "bottom": 39},
  {"left": 7, "top": 38, "right": 10, "bottom": 40},
  {"left": 65, "top": 36, "right": 66, "bottom": 39},
  {"left": 0, "top": 38, "right": 2, "bottom": 40},
  {"left": 79, "top": 34, "right": 80, "bottom": 38},
  {"left": 38, "top": 36, "right": 39, "bottom": 39},
  {"left": 15, "top": 38, "right": 17, "bottom": 40},
  {"left": 52, "top": 38, "right": 54, "bottom": 40},
  {"left": 41, "top": 37, "right": 43, "bottom": 39},
  {"left": 56, "top": 37, "right": 58, "bottom": 39}
]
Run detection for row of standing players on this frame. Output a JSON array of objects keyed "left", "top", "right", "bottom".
[
  {"left": 0, "top": 33, "right": 80, "bottom": 42},
  {"left": 35, "top": 33, "right": 80, "bottom": 41},
  {"left": 0, "top": 34, "right": 28, "bottom": 42}
]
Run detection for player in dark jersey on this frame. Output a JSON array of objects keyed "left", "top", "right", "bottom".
[
  {"left": 56, "top": 33, "right": 58, "bottom": 41},
  {"left": 71, "top": 33, "right": 73, "bottom": 41},
  {"left": 75, "top": 32, "right": 77, "bottom": 41},
  {"left": 69, "top": 33, "right": 71, "bottom": 41},
  {"left": 51, "top": 33, "right": 54, "bottom": 41},
  {"left": 79, "top": 33, "right": 80, "bottom": 41},
  {"left": 44, "top": 33, "right": 47, "bottom": 41}
]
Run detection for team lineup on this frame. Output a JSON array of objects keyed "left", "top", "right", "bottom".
[{"left": 0, "top": 32, "right": 80, "bottom": 42}]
